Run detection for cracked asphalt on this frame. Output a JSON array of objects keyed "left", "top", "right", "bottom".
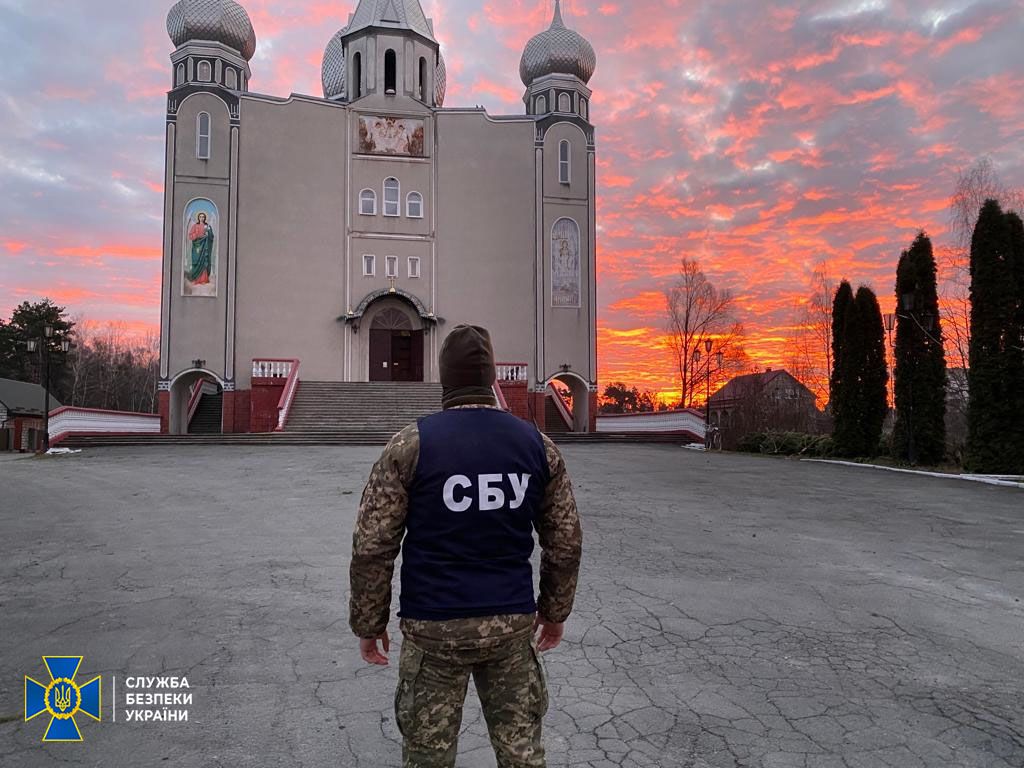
[{"left": 1, "top": 445, "right": 1022, "bottom": 768}]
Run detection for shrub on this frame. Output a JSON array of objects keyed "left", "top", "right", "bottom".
[{"left": 734, "top": 431, "right": 834, "bottom": 457}]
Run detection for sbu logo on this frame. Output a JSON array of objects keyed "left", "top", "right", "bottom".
[
  {"left": 443, "top": 473, "right": 532, "bottom": 512},
  {"left": 25, "top": 656, "right": 101, "bottom": 742}
]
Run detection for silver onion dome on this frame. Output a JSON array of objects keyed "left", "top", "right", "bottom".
[
  {"left": 167, "top": 0, "right": 257, "bottom": 61},
  {"left": 322, "top": 28, "right": 347, "bottom": 100},
  {"left": 435, "top": 51, "right": 447, "bottom": 107},
  {"left": 519, "top": 0, "right": 596, "bottom": 86}
]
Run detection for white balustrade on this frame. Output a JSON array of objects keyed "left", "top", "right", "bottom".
[
  {"left": 49, "top": 408, "right": 161, "bottom": 443},
  {"left": 496, "top": 363, "right": 529, "bottom": 382},
  {"left": 252, "top": 360, "right": 294, "bottom": 379},
  {"left": 596, "top": 410, "right": 707, "bottom": 438}
]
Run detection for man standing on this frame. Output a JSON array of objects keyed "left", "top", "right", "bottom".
[{"left": 350, "top": 325, "right": 583, "bottom": 768}]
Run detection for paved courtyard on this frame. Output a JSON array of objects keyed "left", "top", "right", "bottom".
[{"left": 1, "top": 445, "right": 1022, "bottom": 767}]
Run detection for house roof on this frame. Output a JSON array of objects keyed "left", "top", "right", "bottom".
[
  {"left": 346, "top": 0, "right": 436, "bottom": 42},
  {"left": 0, "top": 378, "right": 62, "bottom": 417},
  {"left": 709, "top": 369, "right": 813, "bottom": 403}
]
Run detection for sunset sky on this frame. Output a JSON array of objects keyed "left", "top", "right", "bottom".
[{"left": 1, "top": 0, "right": 1022, "bottom": 396}]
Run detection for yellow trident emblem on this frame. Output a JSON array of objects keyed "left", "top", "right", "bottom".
[{"left": 54, "top": 683, "right": 73, "bottom": 713}]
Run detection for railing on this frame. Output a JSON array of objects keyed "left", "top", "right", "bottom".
[
  {"left": 187, "top": 381, "right": 219, "bottom": 424},
  {"left": 251, "top": 358, "right": 301, "bottom": 432},
  {"left": 496, "top": 362, "right": 529, "bottom": 382},
  {"left": 596, "top": 409, "right": 707, "bottom": 439},
  {"left": 48, "top": 407, "right": 162, "bottom": 446},
  {"left": 546, "top": 384, "right": 574, "bottom": 429},
  {"left": 492, "top": 384, "right": 509, "bottom": 410},
  {"left": 252, "top": 359, "right": 295, "bottom": 379}
]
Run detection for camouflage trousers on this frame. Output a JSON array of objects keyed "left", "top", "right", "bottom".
[{"left": 394, "top": 634, "right": 548, "bottom": 768}]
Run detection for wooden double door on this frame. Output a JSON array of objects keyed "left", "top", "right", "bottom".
[{"left": 369, "top": 329, "right": 425, "bottom": 382}]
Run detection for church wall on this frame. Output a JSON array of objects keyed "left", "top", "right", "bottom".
[
  {"left": 233, "top": 97, "right": 349, "bottom": 387},
  {"left": 540, "top": 122, "right": 594, "bottom": 385},
  {"left": 434, "top": 111, "right": 537, "bottom": 369},
  {"left": 166, "top": 92, "right": 233, "bottom": 382}
]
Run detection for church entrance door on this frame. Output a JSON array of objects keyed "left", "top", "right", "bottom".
[{"left": 368, "top": 308, "right": 424, "bottom": 382}]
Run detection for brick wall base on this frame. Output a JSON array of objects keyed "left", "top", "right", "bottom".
[{"left": 251, "top": 379, "right": 286, "bottom": 433}]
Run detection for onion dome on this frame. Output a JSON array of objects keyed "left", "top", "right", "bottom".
[
  {"left": 167, "top": 0, "right": 257, "bottom": 61},
  {"left": 435, "top": 52, "right": 447, "bottom": 107},
  {"left": 322, "top": 28, "right": 347, "bottom": 100},
  {"left": 519, "top": 0, "right": 596, "bottom": 86}
]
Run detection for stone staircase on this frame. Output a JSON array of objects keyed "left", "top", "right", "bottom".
[
  {"left": 284, "top": 381, "right": 443, "bottom": 441},
  {"left": 188, "top": 392, "right": 223, "bottom": 434}
]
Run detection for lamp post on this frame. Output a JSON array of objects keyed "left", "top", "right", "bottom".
[
  {"left": 693, "top": 340, "right": 725, "bottom": 449},
  {"left": 25, "top": 324, "right": 69, "bottom": 453}
]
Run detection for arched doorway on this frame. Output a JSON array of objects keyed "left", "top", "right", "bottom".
[
  {"left": 368, "top": 306, "right": 424, "bottom": 382},
  {"left": 169, "top": 369, "right": 224, "bottom": 435},
  {"left": 546, "top": 372, "right": 591, "bottom": 433}
]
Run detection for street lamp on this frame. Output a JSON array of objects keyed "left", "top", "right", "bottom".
[
  {"left": 694, "top": 341, "right": 724, "bottom": 449},
  {"left": 23, "top": 324, "right": 61, "bottom": 453}
]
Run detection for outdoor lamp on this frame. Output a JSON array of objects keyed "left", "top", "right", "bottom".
[
  {"left": 693, "top": 349, "right": 701, "bottom": 364},
  {"left": 44, "top": 324, "right": 54, "bottom": 338},
  {"left": 901, "top": 293, "right": 916, "bottom": 312},
  {"left": 26, "top": 339, "right": 38, "bottom": 353},
  {"left": 884, "top": 313, "right": 896, "bottom": 333},
  {"left": 60, "top": 339, "right": 71, "bottom": 353},
  {"left": 716, "top": 351, "right": 725, "bottom": 370},
  {"left": 705, "top": 338, "right": 713, "bottom": 354}
]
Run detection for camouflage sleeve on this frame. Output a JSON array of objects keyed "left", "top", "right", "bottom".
[
  {"left": 535, "top": 434, "right": 582, "bottom": 623},
  {"left": 349, "top": 423, "right": 420, "bottom": 639}
]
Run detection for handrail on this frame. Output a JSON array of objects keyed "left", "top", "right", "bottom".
[
  {"left": 252, "top": 359, "right": 296, "bottom": 379},
  {"left": 274, "top": 359, "right": 301, "bottom": 432},
  {"left": 546, "top": 383, "right": 573, "bottom": 429},
  {"left": 493, "top": 384, "right": 509, "bottom": 410},
  {"left": 186, "top": 380, "right": 204, "bottom": 423}
]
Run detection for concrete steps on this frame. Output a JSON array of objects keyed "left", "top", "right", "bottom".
[
  {"left": 285, "top": 381, "right": 442, "bottom": 433},
  {"left": 188, "top": 393, "right": 223, "bottom": 434}
]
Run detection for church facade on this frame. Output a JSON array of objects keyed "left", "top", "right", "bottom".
[{"left": 157, "top": 0, "right": 598, "bottom": 433}]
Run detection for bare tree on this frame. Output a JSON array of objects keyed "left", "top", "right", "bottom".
[
  {"left": 944, "top": 158, "right": 1023, "bottom": 371},
  {"left": 665, "top": 258, "right": 741, "bottom": 407},
  {"left": 786, "top": 263, "right": 835, "bottom": 406}
]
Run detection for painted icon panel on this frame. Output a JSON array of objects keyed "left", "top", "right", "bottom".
[
  {"left": 358, "top": 116, "right": 425, "bottom": 157},
  {"left": 183, "top": 198, "right": 218, "bottom": 297},
  {"left": 552, "top": 217, "right": 581, "bottom": 308}
]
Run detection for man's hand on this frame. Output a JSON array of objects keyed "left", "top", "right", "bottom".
[
  {"left": 359, "top": 632, "right": 391, "bottom": 665},
  {"left": 534, "top": 616, "right": 564, "bottom": 652}
]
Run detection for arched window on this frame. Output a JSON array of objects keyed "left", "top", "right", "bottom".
[
  {"left": 384, "top": 49, "right": 397, "bottom": 95},
  {"left": 558, "top": 92, "right": 571, "bottom": 112},
  {"left": 197, "top": 60, "right": 212, "bottom": 83},
  {"left": 418, "top": 57, "right": 428, "bottom": 101},
  {"left": 535, "top": 94, "right": 547, "bottom": 114},
  {"left": 551, "top": 217, "right": 581, "bottom": 308},
  {"left": 225, "top": 68, "right": 237, "bottom": 90},
  {"left": 407, "top": 191, "right": 424, "bottom": 218},
  {"left": 196, "top": 112, "right": 211, "bottom": 160},
  {"left": 359, "top": 189, "right": 377, "bottom": 216},
  {"left": 579, "top": 97, "right": 588, "bottom": 120},
  {"left": 352, "top": 52, "right": 362, "bottom": 99},
  {"left": 383, "top": 177, "right": 400, "bottom": 216},
  {"left": 176, "top": 63, "right": 185, "bottom": 86},
  {"left": 559, "top": 140, "right": 571, "bottom": 184}
]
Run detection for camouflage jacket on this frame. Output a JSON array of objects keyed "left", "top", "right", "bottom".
[{"left": 349, "top": 406, "right": 582, "bottom": 650}]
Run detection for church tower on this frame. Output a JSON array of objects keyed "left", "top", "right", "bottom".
[{"left": 321, "top": 0, "right": 447, "bottom": 106}]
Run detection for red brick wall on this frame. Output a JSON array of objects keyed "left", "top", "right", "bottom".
[
  {"left": 250, "top": 379, "right": 285, "bottom": 433},
  {"left": 531, "top": 391, "right": 547, "bottom": 432},
  {"left": 158, "top": 391, "right": 170, "bottom": 434},
  {"left": 588, "top": 391, "right": 598, "bottom": 433},
  {"left": 232, "top": 389, "right": 251, "bottom": 434},
  {"left": 499, "top": 382, "right": 532, "bottom": 422}
]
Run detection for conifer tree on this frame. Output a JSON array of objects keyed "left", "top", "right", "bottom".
[
  {"left": 966, "top": 200, "right": 1019, "bottom": 472},
  {"left": 893, "top": 233, "right": 947, "bottom": 464},
  {"left": 829, "top": 281, "right": 858, "bottom": 454},
  {"left": 854, "top": 286, "right": 889, "bottom": 457},
  {"left": 1005, "top": 212, "right": 1024, "bottom": 471}
]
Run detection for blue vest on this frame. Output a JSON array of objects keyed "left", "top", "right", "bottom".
[{"left": 399, "top": 408, "right": 550, "bottom": 621}]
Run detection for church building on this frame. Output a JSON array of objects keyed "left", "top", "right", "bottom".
[{"left": 157, "top": 0, "right": 598, "bottom": 435}]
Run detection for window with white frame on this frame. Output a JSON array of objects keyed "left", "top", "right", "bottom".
[
  {"left": 383, "top": 177, "right": 400, "bottom": 216},
  {"left": 198, "top": 60, "right": 212, "bottom": 82},
  {"left": 558, "top": 92, "right": 571, "bottom": 112},
  {"left": 408, "top": 256, "right": 421, "bottom": 279},
  {"left": 359, "top": 189, "right": 377, "bottom": 215},
  {"left": 407, "top": 191, "right": 423, "bottom": 218},
  {"left": 579, "top": 97, "right": 588, "bottom": 120},
  {"left": 196, "top": 112, "right": 211, "bottom": 160},
  {"left": 225, "top": 68, "right": 238, "bottom": 90},
  {"left": 363, "top": 254, "right": 376, "bottom": 276},
  {"left": 385, "top": 255, "right": 398, "bottom": 278},
  {"left": 176, "top": 63, "right": 185, "bottom": 86},
  {"left": 536, "top": 94, "right": 547, "bottom": 114},
  {"left": 558, "top": 140, "right": 570, "bottom": 184}
]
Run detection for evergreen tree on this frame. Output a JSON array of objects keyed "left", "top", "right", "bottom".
[
  {"left": 854, "top": 286, "right": 889, "bottom": 457},
  {"left": 829, "top": 281, "right": 859, "bottom": 455},
  {"left": 966, "top": 201, "right": 1020, "bottom": 472},
  {"left": 893, "top": 233, "right": 947, "bottom": 464},
  {"left": 1006, "top": 212, "right": 1024, "bottom": 471},
  {"left": 0, "top": 300, "right": 75, "bottom": 389}
]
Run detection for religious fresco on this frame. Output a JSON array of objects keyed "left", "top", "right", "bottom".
[
  {"left": 182, "top": 198, "right": 218, "bottom": 297},
  {"left": 551, "top": 217, "right": 581, "bottom": 308},
  {"left": 358, "top": 116, "right": 425, "bottom": 157}
]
